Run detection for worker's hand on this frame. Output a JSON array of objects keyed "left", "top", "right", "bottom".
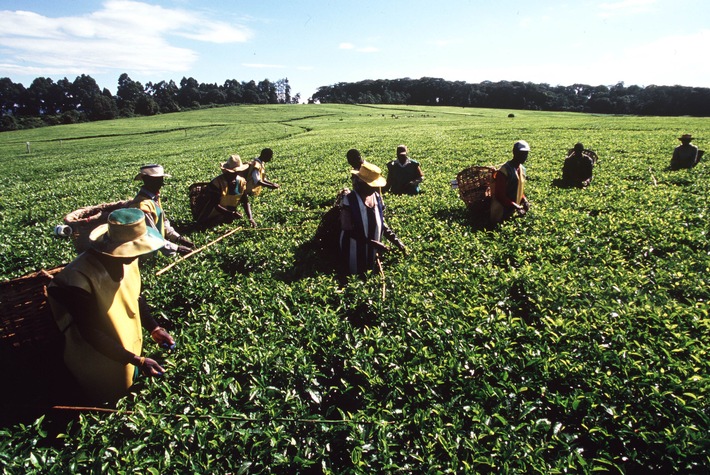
[
  {"left": 521, "top": 199, "right": 530, "bottom": 212},
  {"left": 232, "top": 210, "right": 244, "bottom": 220},
  {"left": 369, "top": 239, "right": 390, "bottom": 253},
  {"left": 141, "top": 357, "right": 166, "bottom": 377},
  {"left": 249, "top": 218, "right": 257, "bottom": 228},
  {"left": 176, "top": 245, "right": 193, "bottom": 255},
  {"left": 151, "top": 326, "right": 176, "bottom": 350},
  {"left": 397, "top": 242, "right": 409, "bottom": 256},
  {"left": 177, "top": 236, "right": 196, "bottom": 249}
]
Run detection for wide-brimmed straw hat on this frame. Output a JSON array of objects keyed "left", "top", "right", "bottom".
[
  {"left": 678, "top": 134, "right": 693, "bottom": 141},
  {"left": 221, "top": 154, "right": 249, "bottom": 173},
  {"left": 89, "top": 208, "right": 165, "bottom": 257},
  {"left": 134, "top": 164, "right": 171, "bottom": 181},
  {"left": 352, "top": 162, "right": 387, "bottom": 188}
]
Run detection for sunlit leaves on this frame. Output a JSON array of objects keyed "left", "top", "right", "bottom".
[{"left": 1, "top": 105, "right": 709, "bottom": 473}]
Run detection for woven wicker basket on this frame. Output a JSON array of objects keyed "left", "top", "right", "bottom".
[
  {"left": 64, "top": 200, "right": 131, "bottom": 253},
  {"left": 456, "top": 166, "right": 495, "bottom": 213},
  {"left": 189, "top": 182, "right": 209, "bottom": 221},
  {"left": 0, "top": 266, "right": 63, "bottom": 350}
]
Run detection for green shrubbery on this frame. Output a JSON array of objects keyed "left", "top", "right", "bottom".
[{"left": 1, "top": 105, "right": 708, "bottom": 473}]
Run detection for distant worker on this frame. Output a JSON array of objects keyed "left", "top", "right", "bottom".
[
  {"left": 490, "top": 140, "right": 530, "bottom": 224},
  {"left": 339, "top": 162, "right": 407, "bottom": 278},
  {"left": 246, "top": 148, "right": 280, "bottom": 196},
  {"left": 131, "top": 164, "right": 195, "bottom": 255},
  {"left": 561, "top": 142, "right": 595, "bottom": 188},
  {"left": 670, "top": 134, "right": 703, "bottom": 170},
  {"left": 48, "top": 208, "right": 176, "bottom": 403},
  {"left": 385, "top": 144, "right": 424, "bottom": 195},
  {"left": 196, "top": 155, "right": 256, "bottom": 228}
]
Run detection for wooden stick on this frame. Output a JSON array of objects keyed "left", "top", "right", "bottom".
[
  {"left": 50, "top": 405, "right": 388, "bottom": 425},
  {"left": 154, "top": 225, "right": 300, "bottom": 276},
  {"left": 649, "top": 167, "right": 658, "bottom": 186},
  {"left": 155, "top": 226, "right": 242, "bottom": 276},
  {"left": 376, "top": 257, "right": 386, "bottom": 301}
]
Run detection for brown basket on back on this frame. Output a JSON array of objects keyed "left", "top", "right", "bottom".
[
  {"left": 189, "top": 182, "right": 210, "bottom": 221},
  {"left": 0, "top": 266, "right": 64, "bottom": 350},
  {"left": 568, "top": 148, "right": 598, "bottom": 165},
  {"left": 457, "top": 166, "right": 495, "bottom": 214},
  {"left": 64, "top": 200, "right": 131, "bottom": 253}
]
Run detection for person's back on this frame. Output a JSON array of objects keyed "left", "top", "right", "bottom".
[
  {"left": 671, "top": 134, "right": 699, "bottom": 170},
  {"left": 562, "top": 143, "right": 594, "bottom": 187}
]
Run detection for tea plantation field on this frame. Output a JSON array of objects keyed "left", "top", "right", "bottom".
[{"left": 1, "top": 104, "right": 708, "bottom": 474}]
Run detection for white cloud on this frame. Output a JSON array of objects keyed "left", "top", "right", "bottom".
[
  {"left": 0, "top": 1, "right": 251, "bottom": 76},
  {"left": 339, "top": 42, "right": 355, "bottom": 50}
]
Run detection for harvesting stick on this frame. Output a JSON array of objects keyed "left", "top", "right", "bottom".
[
  {"left": 155, "top": 226, "right": 243, "bottom": 276},
  {"left": 154, "top": 225, "right": 301, "bottom": 276},
  {"left": 50, "top": 405, "right": 392, "bottom": 425},
  {"left": 376, "top": 257, "right": 386, "bottom": 301}
]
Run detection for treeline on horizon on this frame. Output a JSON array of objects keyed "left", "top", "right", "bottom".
[
  {"left": 311, "top": 77, "right": 710, "bottom": 117},
  {"left": 0, "top": 73, "right": 300, "bottom": 131},
  {"left": 3, "top": 73, "right": 709, "bottom": 132}
]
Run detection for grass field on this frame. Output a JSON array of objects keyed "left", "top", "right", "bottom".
[{"left": 1, "top": 104, "right": 708, "bottom": 474}]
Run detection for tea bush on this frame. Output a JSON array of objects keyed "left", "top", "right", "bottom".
[{"left": 1, "top": 105, "right": 708, "bottom": 474}]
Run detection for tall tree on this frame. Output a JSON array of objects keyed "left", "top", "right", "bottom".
[
  {"left": 275, "top": 78, "right": 291, "bottom": 104},
  {"left": 134, "top": 95, "right": 159, "bottom": 116},
  {"left": 177, "top": 77, "right": 201, "bottom": 108},
  {"left": 146, "top": 80, "right": 180, "bottom": 113},
  {"left": 71, "top": 75, "right": 102, "bottom": 111},
  {"left": 242, "top": 80, "right": 260, "bottom": 103},
  {"left": 257, "top": 79, "right": 277, "bottom": 104},
  {"left": 0, "top": 77, "right": 25, "bottom": 115},
  {"left": 223, "top": 79, "right": 243, "bottom": 103},
  {"left": 22, "top": 77, "right": 54, "bottom": 116},
  {"left": 116, "top": 73, "right": 145, "bottom": 116},
  {"left": 87, "top": 92, "right": 118, "bottom": 120}
]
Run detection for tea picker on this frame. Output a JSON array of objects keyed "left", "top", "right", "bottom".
[
  {"left": 455, "top": 140, "right": 531, "bottom": 226},
  {"left": 670, "top": 133, "right": 704, "bottom": 170},
  {"left": 336, "top": 162, "right": 408, "bottom": 284},
  {"left": 47, "top": 208, "right": 176, "bottom": 403},
  {"left": 131, "top": 164, "right": 196, "bottom": 256}
]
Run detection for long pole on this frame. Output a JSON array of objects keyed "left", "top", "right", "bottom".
[
  {"left": 155, "top": 225, "right": 299, "bottom": 276},
  {"left": 376, "top": 257, "right": 386, "bottom": 301},
  {"left": 155, "top": 226, "right": 242, "bottom": 276}
]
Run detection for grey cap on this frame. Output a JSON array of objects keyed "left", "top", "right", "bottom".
[{"left": 513, "top": 140, "right": 530, "bottom": 152}]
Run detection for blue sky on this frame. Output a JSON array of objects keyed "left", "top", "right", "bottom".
[{"left": 1, "top": 0, "right": 708, "bottom": 101}]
